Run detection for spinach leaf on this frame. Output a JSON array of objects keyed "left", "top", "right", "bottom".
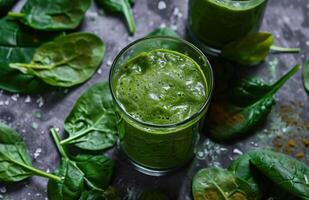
[
  {"left": 61, "top": 81, "right": 118, "bottom": 151},
  {"left": 221, "top": 32, "right": 300, "bottom": 65},
  {"left": 138, "top": 191, "right": 169, "bottom": 200},
  {"left": 0, "top": 123, "right": 61, "bottom": 182},
  {"left": 10, "top": 32, "right": 105, "bottom": 87},
  {"left": 96, "top": 0, "right": 136, "bottom": 34},
  {"left": 8, "top": 0, "right": 91, "bottom": 30},
  {"left": 74, "top": 154, "right": 114, "bottom": 190},
  {"left": 192, "top": 167, "right": 258, "bottom": 200},
  {"left": 221, "top": 32, "right": 273, "bottom": 65},
  {"left": 229, "top": 153, "right": 269, "bottom": 199},
  {"left": 51, "top": 128, "right": 114, "bottom": 193},
  {"left": 47, "top": 158, "right": 85, "bottom": 200},
  {"left": 229, "top": 78, "right": 271, "bottom": 107},
  {"left": 230, "top": 64, "right": 302, "bottom": 107},
  {"left": 249, "top": 149, "right": 309, "bottom": 200},
  {"left": 207, "top": 64, "right": 300, "bottom": 141},
  {"left": 304, "top": 60, "right": 309, "bottom": 93},
  {"left": 147, "top": 27, "right": 179, "bottom": 37},
  {"left": 0, "top": 0, "right": 16, "bottom": 16},
  {"left": 207, "top": 97, "right": 275, "bottom": 141},
  {"left": 0, "top": 122, "right": 35, "bottom": 182}
]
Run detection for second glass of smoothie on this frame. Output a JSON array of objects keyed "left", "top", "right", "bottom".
[
  {"left": 109, "top": 36, "right": 213, "bottom": 175},
  {"left": 188, "top": 0, "right": 268, "bottom": 55}
]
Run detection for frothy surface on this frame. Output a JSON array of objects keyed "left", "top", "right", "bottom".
[{"left": 114, "top": 49, "right": 208, "bottom": 125}]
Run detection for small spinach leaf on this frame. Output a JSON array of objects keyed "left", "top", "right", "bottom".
[
  {"left": 8, "top": 0, "right": 91, "bottom": 30},
  {"left": 207, "top": 64, "right": 300, "bottom": 141},
  {"left": 304, "top": 60, "right": 309, "bottom": 93},
  {"left": 147, "top": 27, "right": 179, "bottom": 37},
  {"left": 74, "top": 154, "right": 114, "bottom": 190},
  {"left": 47, "top": 158, "right": 85, "bottom": 200},
  {"left": 0, "top": 123, "right": 61, "bottom": 182},
  {"left": 61, "top": 81, "right": 118, "bottom": 151},
  {"left": 10, "top": 32, "right": 105, "bottom": 87},
  {"left": 192, "top": 167, "right": 258, "bottom": 200},
  {"left": 221, "top": 32, "right": 273, "bottom": 65},
  {"left": 96, "top": 0, "right": 135, "bottom": 34},
  {"left": 0, "top": 0, "right": 16, "bottom": 16},
  {"left": 249, "top": 149, "right": 309, "bottom": 200}
]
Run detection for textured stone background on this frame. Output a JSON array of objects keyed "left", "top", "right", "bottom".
[{"left": 0, "top": 0, "right": 308, "bottom": 199}]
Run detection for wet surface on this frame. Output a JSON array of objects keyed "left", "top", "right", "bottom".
[{"left": 0, "top": 0, "right": 308, "bottom": 199}]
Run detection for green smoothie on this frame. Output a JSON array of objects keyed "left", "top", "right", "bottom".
[
  {"left": 112, "top": 49, "right": 208, "bottom": 169},
  {"left": 188, "top": 0, "right": 268, "bottom": 49}
]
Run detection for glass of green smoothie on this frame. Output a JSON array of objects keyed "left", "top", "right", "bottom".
[
  {"left": 109, "top": 36, "right": 213, "bottom": 175},
  {"left": 188, "top": 0, "right": 268, "bottom": 55}
]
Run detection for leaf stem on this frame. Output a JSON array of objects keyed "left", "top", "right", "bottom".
[
  {"left": 60, "top": 128, "right": 92, "bottom": 145},
  {"left": 270, "top": 45, "right": 300, "bottom": 53},
  {"left": 50, "top": 128, "right": 68, "bottom": 159},
  {"left": 122, "top": 0, "right": 136, "bottom": 35},
  {"left": 10, "top": 159, "right": 61, "bottom": 182},
  {"left": 8, "top": 12, "right": 26, "bottom": 18}
]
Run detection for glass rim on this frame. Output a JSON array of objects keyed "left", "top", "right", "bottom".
[
  {"left": 210, "top": 0, "right": 266, "bottom": 7},
  {"left": 109, "top": 36, "right": 214, "bottom": 129}
]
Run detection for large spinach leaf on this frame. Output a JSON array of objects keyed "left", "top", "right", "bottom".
[
  {"left": 0, "top": 123, "right": 61, "bottom": 182},
  {"left": 249, "top": 150, "right": 309, "bottom": 200},
  {"left": 207, "top": 64, "right": 300, "bottom": 141},
  {"left": 8, "top": 0, "right": 91, "bottom": 30},
  {"left": 10, "top": 32, "right": 105, "bottom": 87},
  {"left": 74, "top": 154, "right": 114, "bottom": 190},
  {"left": 96, "top": 0, "right": 135, "bottom": 34},
  {"left": 0, "top": 0, "right": 15, "bottom": 16},
  {"left": 48, "top": 158, "right": 85, "bottom": 200},
  {"left": 304, "top": 60, "right": 309, "bottom": 93},
  {"left": 61, "top": 81, "right": 118, "bottom": 150},
  {"left": 192, "top": 167, "right": 258, "bottom": 200}
]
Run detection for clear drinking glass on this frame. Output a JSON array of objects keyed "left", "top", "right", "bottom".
[{"left": 109, "top": 36, "right": 214, "bottom": 176}]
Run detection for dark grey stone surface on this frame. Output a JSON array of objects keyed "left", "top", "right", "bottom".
[{"left": 0, "top": 0, "right": 308, "bottom": 199}]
